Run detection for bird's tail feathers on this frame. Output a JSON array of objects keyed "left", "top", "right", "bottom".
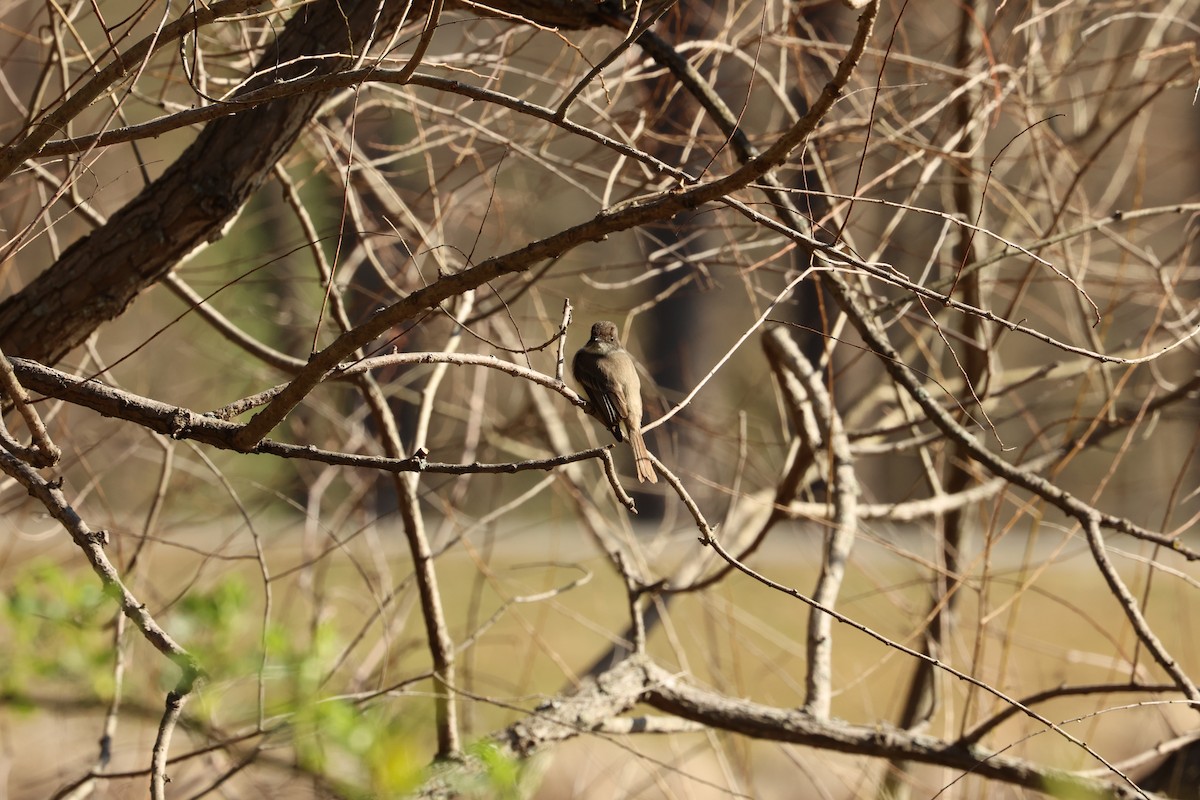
[{"left": 628, "top": 427, "right": 658, "bottom": 484}]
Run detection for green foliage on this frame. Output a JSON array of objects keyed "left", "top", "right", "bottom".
[
  {"left": 1040, "top": 773, "right": 1105, "bottom": 800},
  {"left": 293, "top": 696, "right": 424, "bottom": 798},
  {"left": 423, "top": 740, "right": 530, "bottom": 800},
  {"left": 274, "top": 620, "right": 425, "bottom": 797},
  {"left": 175, "top": 574, "right": 249, "bottom": 632},
  {"left": 2, "top": 561, "right": 427, "bottom": 794},
  {"left": 166, "top": 573, "right": 255, "bottom": 683},
  {"left": 466, "top": 740, "right": 526, "bottom": 800},
  {"left": 0, "top": 560, "right": 113, "bottom": 697}
]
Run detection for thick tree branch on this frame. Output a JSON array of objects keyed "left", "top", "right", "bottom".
[
  {"left": 0, "top": 0, "right": 266, "bottom": 183},
  {"left": 0, "top": 0, "right": 630, "bottom": 364},
  {"left": 0, "top": 0, "right": 417, "bottom": 362},
  {"left": 418, "top": 656, "right": 1145, "bottom": 800}
]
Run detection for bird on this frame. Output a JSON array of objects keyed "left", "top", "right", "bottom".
[{"left": 572, "top": 320, "right": 657, "bottom": 484}]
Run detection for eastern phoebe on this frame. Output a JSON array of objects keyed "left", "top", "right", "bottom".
[{"left": 572, "top": 320, "right": 657, "bottom": 483}]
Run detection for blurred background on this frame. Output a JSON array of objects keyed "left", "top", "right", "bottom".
[{"left": 0, "top": 0, "right": 1198, "bottom": 796}]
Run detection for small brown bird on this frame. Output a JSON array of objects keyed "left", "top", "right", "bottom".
[{"left": 572, "top": 321, "right": 657, "bottom": 483}]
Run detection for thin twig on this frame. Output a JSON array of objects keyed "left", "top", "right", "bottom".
[
  {"left": 1082, "top": 513, "right": 1200, "bottom": 705},
  {"left": 150, "top": 690, "right": 188, "bottom": 800},
  {"left": 0, "top": 346, "right": 61, "bottom": 466},
  {"left": 601, "top": 448, "right": 639, "bottom": 514}
]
